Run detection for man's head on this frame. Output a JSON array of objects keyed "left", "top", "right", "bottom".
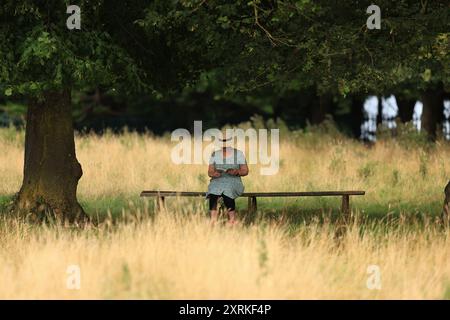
[{"left": 216, "top": 129, "right": 234, "bottom": 149}]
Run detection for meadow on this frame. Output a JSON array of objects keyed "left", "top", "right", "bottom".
[{"left": 0, "top": 123, "right": 449, "bottom": 299}]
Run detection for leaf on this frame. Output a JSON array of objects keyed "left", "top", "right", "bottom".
[
  {"left": 4, "top": 88, "right": 12, "bottom": 96},
  {"left": 422, "top": 69, "right": 432, "bottom": 82}
]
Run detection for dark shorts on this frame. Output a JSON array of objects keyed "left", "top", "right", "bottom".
[{"left": 208, "top": 194, "right": 236, "bottom": 211}]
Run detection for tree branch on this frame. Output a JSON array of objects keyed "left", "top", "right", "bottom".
[{"left": 252, "top": 1, "right": 293, "bottom": 47}]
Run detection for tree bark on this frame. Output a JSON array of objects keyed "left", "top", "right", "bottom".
[
  {"left": 443, "top": 181, "right": 450, "bottom": 225},
  {"left": 13, "top": 89, "right": 88, "bottom": 224},
  {"left": 421, "top": 89, "right": 443, "bottom": 140},
  {"left": 376, "top": 96, "right": 383, "bottom": 127},
  {"left": 350, "top": 96, "right": 364, "bottom": 138},
  {"left": 397, "top": 98, "right": 415, "bottom": 123}
]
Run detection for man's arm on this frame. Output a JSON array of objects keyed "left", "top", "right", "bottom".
[
  {"left": 227, "top": 164, "right": 249, "bottom": 176},
  {"left": 208, "top": 164, "right": 221, "bottom": 178}
]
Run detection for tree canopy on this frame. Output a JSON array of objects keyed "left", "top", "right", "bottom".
[
  {"left": 139, "top": 0, "right": 449, "bottom": 96},
  {"left": 2, "top": 1, "right": 448, "bottom": 99}
]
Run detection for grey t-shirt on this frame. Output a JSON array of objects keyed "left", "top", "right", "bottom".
[{"left": 206, "top": 148, "right": 246, "bottom": 199}]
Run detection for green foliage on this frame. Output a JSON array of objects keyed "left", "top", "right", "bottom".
[
  {"left": 232, "top": 114, "right": 289, "bottom": 137},
  {"left": 378, "top": 121, "right": 432, "bottom": 150},
  {"left": 286, "top": 117, "right": 349, "bottom": 148},
  {"left": 138, "top": 0, "right": 449, "bottom": 96},
  {"left": 396, "top": 122, "right": 432, "bottom": 150},
  {"left": 1, "top": 0, "right": 448, "bottom": 123},
  {"left": 304, "top": 116, "right": 344, "bottom": 138},
  {"left": 0, "top": 195, "right": 13, "bottom": 213},
  {"left": 0, "top": 1, "right": 152, "bottom": 98}
]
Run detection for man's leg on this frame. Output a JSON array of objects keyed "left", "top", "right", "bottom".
[
  {"left": 209, "top": 195, "right": 219, "bottom": 224},
  {"left": 210, "top": 209, "right": 219, "bottom": 223},
  {"left": 227, "top": 209, "right": 237, "bottom": 225},
  {"left": 223, "top": 196, "right": 237, "bottom": 225}
]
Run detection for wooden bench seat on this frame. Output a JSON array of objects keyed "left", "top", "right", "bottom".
[{"left": 140, "top": 190, "right": 365, "bottom": 217}]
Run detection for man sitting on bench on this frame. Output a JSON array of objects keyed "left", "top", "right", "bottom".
[{"left": 207, "top": 133, "right": 249, "bottom": 225}]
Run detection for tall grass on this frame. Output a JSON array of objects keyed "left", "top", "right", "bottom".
[
  {"left": 0, "top": 125, "right": 449, "bottom": 299},
  {"left": 0, "top": 212, "right": 448, "bottom": 299},
  {"left": 1, "top": 125, "right": 449, "bottom": 208}
]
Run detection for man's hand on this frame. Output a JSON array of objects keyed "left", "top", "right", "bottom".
[
  {"left": 208, "top": 164, "right": 222, "bottom": 178},
  {"left": 226, "top": 169, "right": 240, "bottom": 176},
  {"left": 211, "top": 170, "right": 222, "bottom": 178}
]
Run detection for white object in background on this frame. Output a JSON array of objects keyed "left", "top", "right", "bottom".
[
  {"left": 361, "top": 96, "right": 379, "bottom": 142},
  {"left": 444, "top": 99, "right": 450, "bottom": 119},
  {"left": 363, "top": 96, "right": 379, "bottom": 115},
  {"left": 413, "top": 101, "right": 423, "bottom": 131}
]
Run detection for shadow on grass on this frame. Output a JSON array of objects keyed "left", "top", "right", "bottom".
[
  {"left": 0, "top": 193, "right": 445, "bottom": 230},
  {"left": 238, "top": 197, "right": 444, "bottom": 229}
]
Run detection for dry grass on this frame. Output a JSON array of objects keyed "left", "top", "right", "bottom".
[
  {"left": 0, "top": 213, "right": 449, "bottom": 299},
  {"left": 2, "top": 128, "right": 449, "bottom": 205},
  {"left": 0, "top": 126, "right": 450, "bottom": 299}
]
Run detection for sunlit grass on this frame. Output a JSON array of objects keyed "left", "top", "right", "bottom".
[
  {"left": 0, "top": 212, "right": 448, "bottom": 299},
  {"left": 0, "top": 126, "right": 449, "bottom": 299},
  {"left": 1, "top": 125, "right": 448, "bottom": 216}
]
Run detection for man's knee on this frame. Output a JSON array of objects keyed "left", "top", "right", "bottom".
[{"left": 223, "top": 196, "right": 236, "bottom": 211}]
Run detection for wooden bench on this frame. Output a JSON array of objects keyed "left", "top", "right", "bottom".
[{"left": 140, "top": 190, "right": 365, "bottom": 218}]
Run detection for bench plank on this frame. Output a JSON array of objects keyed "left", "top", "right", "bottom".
[
  {"left": 140, "top": 190, "right": 365, "bottom": 219},
  {"left": 140, "top": 190, "right": 365, "bottom": 197}
]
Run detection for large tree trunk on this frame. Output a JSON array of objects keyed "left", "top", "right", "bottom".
[
  {"left": 13, "top": 89, "right": 88, "bottom": 224},
  {"left": 376, "top": 96, "right": 383, "bottom": 127},
  {"left": 443, "top": 181, "right": 450, "bottom": 225},
  {"left": 421, "top": 89, "right": 443, "bottom": 140},
  {"left": 350, "top": 96, "right": 363, "bottom": 138},
  {"left": 397, "top": 98, "right": 415, "bottom": 123}
]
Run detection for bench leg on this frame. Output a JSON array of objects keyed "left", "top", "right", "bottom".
[
  {"left": 341, "top": 195, "right": 350, "bottom": 220},
  {"left": 156, "top": 196, "right": 165, "bottom": 211},
  {"left": 334, "top": 195, "right": 351, "bottom": 242},
  {"left": 248, "top": 196, "right": 257, "bottom": 213}
]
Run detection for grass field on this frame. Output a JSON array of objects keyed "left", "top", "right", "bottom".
[{"left": 0, "top": 125, "right": 449, "bottom": 299}]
